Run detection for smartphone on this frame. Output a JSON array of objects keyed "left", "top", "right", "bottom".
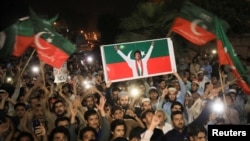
[{"left": 32, "top": 119, "right": 40, "bottom": 129}]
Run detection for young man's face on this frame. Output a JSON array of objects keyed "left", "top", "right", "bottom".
[
  {"left": 191, "top": 82, "right": 198, "bottom": 92},
  {"left": 57, "top": 120, "right": 70, "bottom": 129},
  {"left": 171, "top": 104, "right": 182, "bottom": 112},
  {"left": 155, "top": 111, "right": 166, "bottom": 125},
  {"left": 112, "top": 125, "right": 125, "bottom": 139},
  {"left": 86, "top": 97, "right": 95, "bottom": 109},
  {"left": 53, "top": 132, "right": 68, "bottom": 141},
  {"left": 15, "top": 106, "right": 26, "bottom": 118},
  {"left": 190, "top": 132, "right": 207, "bottom": 141},
  {"left": 142, "top": 101, "right": 152, "bottom": 111},
  {"left": 82, "top": 131, "right": 96, "bottom": 141},
  {"left": 172, "top": 113, "right": 185, "bottom": 130},
  {"left": 34, "top": 106, "right": 44, "bottom": 117},
  {"left": 135, "top": 52, "right": 141, "bottom": 60},
  {"left": 87, "top": 114, "right": 99, "bottom": 130},
  {"left": 168, "top": 91, "right": 176, "bottom": 101},
  {"left": 148, "top": 92, "right": 158, "bottom": 100},
  {"left": 54, "top": 102, "right": 66, "bottom": 117},
  {"left": 112, "top": 109, "right": 124, "bottom": 119},
  {"left": 112, "top": 90, "right": 119, "bottom": 101},
  {"left": 159, "top": 81, "right": 166, "bottom": 89},
  {"left": 143, "top": 112, "right": 154, "bottom": 125}
]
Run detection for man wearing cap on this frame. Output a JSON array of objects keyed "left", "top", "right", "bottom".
[
  {"left": 190, "top": 79, "right": 203, "bottom": 96},
  {"left": 117, "top": 91, "right": 130, "bottom": 110},
  {"left": 227, "top": 89, "right": 246, "bottom": 124},
  {"left": 147, "top": 87, "right": 159, "bottom": 110},
  {"left": 161, "top": 72, "right": 187, "bottom": 124},
  {"left": 197, "top": 70, "right": 210, "bottom": 93}
]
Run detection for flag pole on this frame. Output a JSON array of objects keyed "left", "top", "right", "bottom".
[
  {"left": 20, "top": 49, "right": 36, "bottom": 77},
  {"left": 166, "top": 30, "right": 173, "bottom": 37},
  {"left": 218, "top": 67, "right": 227, "bottom": 108}
]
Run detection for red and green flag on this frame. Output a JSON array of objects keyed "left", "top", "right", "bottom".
[
  {"left": 12, "top": 17, "right": 35, "bottom": 56},
  {"left": 216, "top": 17, "right": 250, "bottom": 94},
  {"left": 101, "top": 38, "right": 176, "bottom": 82},
  {"left": 170, "top": 1, "right": 228, "bottom": 46},
  {"left": 30, "top": 9, "right": 76, "bottom": 68}
]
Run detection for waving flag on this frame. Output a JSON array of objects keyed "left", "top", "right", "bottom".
[
  {"left": 216, "top": 17, "right": 250, "bottom": 94},
  {"left": 101, "top": 38, "right": 176, "bottom": 82},
  {"left": 0, "top": 24, "right": 16, "bottom": 58},
  {"left": 29, "top": 9, "right": 76, "bottom": 68},
  {"left": 1, "top": 8, "right": 75, "bottom": 69},
  {"left": 12, "top": 17, "right": 35, "bottom": 56},
  {"left": 171, "top": 1, "right": 228, "bottom": 46}
]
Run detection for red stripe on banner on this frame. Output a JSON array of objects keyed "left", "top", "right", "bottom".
[
  {"left": 148, "top": 56, "right": 172, "bottom": 74},
  {"left": 106, "top": 56, "right": 172, "bottom": 81},
  {"left": 107, "top": 62, "right": 133, "bottom": 80}
]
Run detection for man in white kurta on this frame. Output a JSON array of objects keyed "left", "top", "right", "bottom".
[{"left": 114, "top": 41, "right": 154, "bottom": 77}]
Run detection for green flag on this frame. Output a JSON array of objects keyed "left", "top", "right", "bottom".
[
  {"left": 30, "top": 9, "right": 76, "bottom": 68},
  {"left": 216, "top": 17, "right": 250, "bottom": 94},
  {"left": 0, "top": 24, "right": 16, "bottom": 58}
]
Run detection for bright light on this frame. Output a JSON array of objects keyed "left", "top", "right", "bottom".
[
  {"left": 80, "top": 30, "right": 84, "bottom": 34},
  {"left": 83, "top": 80, "right": 93, "bottom": 89},
  {"left": 87, "top": 56, "right": 93, "bottom": 63},
  {"left": 83, "top": 80, "right": 88, "bottom": 85},
  {"left": 130, "top": 88, "right": 139, "bottom": 97},
  {"left": 53, "top": 22, "right": 57, "bottom": 25},
  {"left": 67, "top": 29, "right": 69, "bottom": 32},
  {"left": 32, "top": 66, "right": 39, "bottom": 73},
  {"left": 68, "top": 76, "right": 71, "bottom": 80},
  {"left": 212, "top": 98, "right": 224, "bottom": 113},
  {"left": 85, "top": 83, "right": 92, "bottom": 89},
  {"left": 212, "top": 49, "right": 217, "bottom": 54},
  {"left": 7, "top": 77, "right": 12, "bottom": 82}
]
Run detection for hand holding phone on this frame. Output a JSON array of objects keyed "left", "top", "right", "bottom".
[{"left": 32, "top": 119, "right": 40, "bottom": 129}]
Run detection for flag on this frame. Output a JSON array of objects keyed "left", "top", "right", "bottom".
[
  {"left": 101, "top": 38, "right": 176, "bottom": 82},
  {"left": 12, "top": 17, "right": 35, "bottom": 56},
  {"left": 29, "top": 9, "right": 76, "bottom": 68},
  {"left": 0, "top": 24, "right": 16, "bottom": 58},
  {"left": 216, "top": 17, "right": 250, "bottom": 94},
  {"left": 171, "top": 1, "right": 228, "bottom": 46}
]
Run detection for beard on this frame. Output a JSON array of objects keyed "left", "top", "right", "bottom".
[{"left": 56, "top": 110, "right": 66, "bottom": 117}]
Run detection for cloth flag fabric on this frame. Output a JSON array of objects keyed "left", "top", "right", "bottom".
[
  {"left": 0, "top": 24, "right": 16, "bottom": 58},
  {"left": 12, "top": 17, "right": 35, "bottom": 56},
  {"left": 0, "top": 8, "right": 76, "bottom": 69},
  {"left": 29, "top": 9, "right": 76, "bottom": 68},
  {"left": 215, "top": 17, "right": 250, "bottom": 94},
  {"left": 171, "top": 1, "right": 228, "bottom": 46},
  {"left": 101, "top": 38, "right": 176, "bottom": 82}
]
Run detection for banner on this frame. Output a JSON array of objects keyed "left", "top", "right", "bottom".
[
  {"left": 101, "top": 38, "right": 176, "bottom": 82},
  {"left": 53, "top": 63, "right": 68, "bottom": 83}
]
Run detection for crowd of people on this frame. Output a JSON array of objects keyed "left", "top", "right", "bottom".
[{"left": 0, "top": 51, "right": 249, "bottom": 141}]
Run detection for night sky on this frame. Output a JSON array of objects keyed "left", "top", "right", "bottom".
[{"left": 0, "top": 0, "right": 137, "bottom": 31}]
